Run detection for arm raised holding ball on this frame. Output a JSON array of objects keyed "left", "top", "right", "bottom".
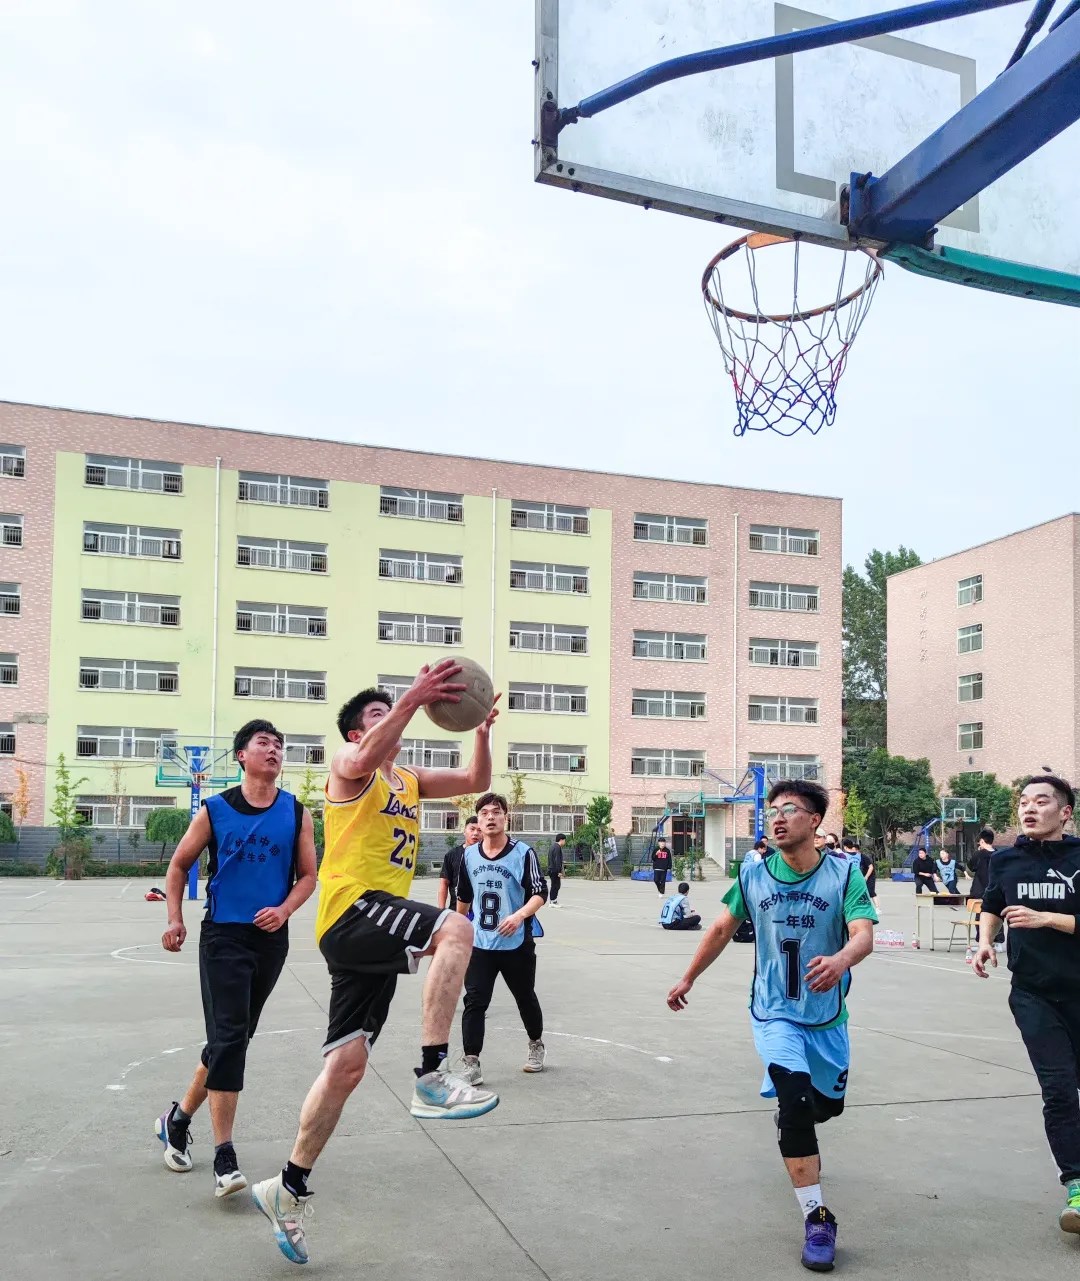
[{"left": 414, "top": 693, "right": 501, "bottom": 800}]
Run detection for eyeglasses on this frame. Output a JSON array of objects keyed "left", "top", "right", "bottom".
[{"left": 764, "top": 803, "right": 815, "bottom": 820}]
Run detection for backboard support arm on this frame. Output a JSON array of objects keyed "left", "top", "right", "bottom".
[{"left": 847, "top": 9, "right": 1080, "bottom": 242}]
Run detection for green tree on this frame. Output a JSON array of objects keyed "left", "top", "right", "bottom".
[
  {"left": 0, "top": 810, "right": 15, "bottom": 843},
  {"left": 946, "top": 772, "right": 1012, "bottom": 832},
  {"left": 295, "top": 766, "right": 324, "bottom": 855},
  {"left": 842, "top": 783, "right": 870, "bottom": 842},
  {"left": 574, "top": 795, "right": 614, "bottom": 881},
  {"left": 48, "top": 752, "right": 91, "bottom": 878},
  {"left": 843, "top": 546, "right": 922, "bottom": 751},
  {"left": 146, "top": 807, "right": 190, "bottom": 861},
  {"left": 844, "top": 748, "right": 938, "bottom": 853}
]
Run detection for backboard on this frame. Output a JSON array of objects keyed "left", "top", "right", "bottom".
[
  {"left": 535, "top": 0, "right": 1080, "bottom": 294},
  {"left": 155, "top": 736, "right": 241, "bottom": 790},
  {"left": 941, "top": 796, "right": 978, "bottom": 823}
]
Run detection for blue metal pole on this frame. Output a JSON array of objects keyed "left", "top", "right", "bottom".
[
  {"left": 186, "top": 778, "right": 200, "bottom": 900},
  {"left": 751, "top": 765, "right": 766, "bottom": 841},
  {"left": 563, "top": 0, "right": 1027, "bottom": 126}
]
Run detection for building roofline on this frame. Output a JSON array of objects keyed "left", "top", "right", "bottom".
[
  {"left": 2, "top": 398, "right": 842, "bottom": 505},
  {"left": 889, "top": 512, "right": 1080, "bottom": 578}
]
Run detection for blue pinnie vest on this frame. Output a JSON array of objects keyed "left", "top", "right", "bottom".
[
  {"left": 464, "top": 840, "right": 535, "bottom": 951},
  {"left": 204, "top": 789, "right": 297, "bottom": 924},
  {"left": 739, "top": 854, "right": 852, "bottom": 1028},
  {"left": 659, "top": 893, "right": 687, "bottom": 925}
]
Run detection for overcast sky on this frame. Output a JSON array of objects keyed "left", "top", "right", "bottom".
[{"left": 2, "top": 0, "right": 1078, "bottom": 570}]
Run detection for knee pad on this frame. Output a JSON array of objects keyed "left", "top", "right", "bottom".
[
  {"left": 769, "top": 1064, "right": 818, "bottom": 1158},
  {"left": 812, "top": 1087, "right": 845, "bottom": 1125}
]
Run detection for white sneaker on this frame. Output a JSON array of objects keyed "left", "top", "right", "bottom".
[
  {"left": 213, "top": 1146, "right": 247, "bottom": 1198},
  {"left": 410, "top": 1070, "right": 499, "bottom": 1120},
  {"left": 252, "top": 1173, "right": 314, "bottom": 1265},
  {"left": 458, "top": 1055, "right": 483, "bottom": 1086},
  {"left": 524, "top": 1039, "right": 546, "bottom": 1073}
]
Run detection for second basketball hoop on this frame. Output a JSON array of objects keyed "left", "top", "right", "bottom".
[{"left": 701, "top": 234, "right": 882, "bottom": 438}]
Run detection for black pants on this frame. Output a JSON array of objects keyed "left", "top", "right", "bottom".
[
  {"left": 1009, "top": 985, "right": 1080, "bottom": 1183},
  {"left": 914, "top": 875, "right": 938, "bottom": 894},
  {"left": 654, "top": 869, "right": 668, "bottom": 894},
  {"left": 662, "top": 914, "right": 702, "bottom": 931},
  {"left": 199, "top": 920, "right": 288, "bottom": 1092},
  {"left": 549, "top": 873, "right": 561, "bottom": 904},
  {"left": 462, "top": 942, "right": 543, "bottom": 1057}
]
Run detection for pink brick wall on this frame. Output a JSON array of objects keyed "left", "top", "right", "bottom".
[
  {"left": 0, "top": 400, "right": 843, "bottom": 839},
  {"left": 887, "top": 514, "right": 1078, "bottom": 801}
]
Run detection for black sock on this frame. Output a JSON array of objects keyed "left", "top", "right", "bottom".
[
  {"left": 417, "top": 1043, "right": 449, "bottom": 1077},
  {"left": 215, "top": 1140, "right": 234, "bottom": 1156},
  {"left": 283, "top": 1161, "right": 311, "bottom": 1199},
  {"left": 172, "top": 1103, "right": 192, "bottom": 1127}
]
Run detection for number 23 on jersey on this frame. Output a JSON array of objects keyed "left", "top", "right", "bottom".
[{"left": 389, "top": 827, "right": 416, "bottom": 870}]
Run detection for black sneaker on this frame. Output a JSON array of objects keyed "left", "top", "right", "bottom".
[
  {"left": 155, "top": 1104, "right": 193, "bottom": 1173},
  {"left": 213, "top": 1145, "right": 248, "bottom": 1199}
]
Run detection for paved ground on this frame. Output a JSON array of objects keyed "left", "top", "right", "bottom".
[{"left": 1, "top": 873, "right": 1075, "bottom": 1280}]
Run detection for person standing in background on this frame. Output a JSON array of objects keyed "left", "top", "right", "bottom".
[
  {"left": 912, "top": 847, "right": 940, "bottom": 895},
  {"left": 969, "top": 827, "right": 1004, "bottom": 950},
  {"left": 547, "top": 833, "right": 566, "bottom": 906},
  {"left": 438, "top": 816, "right": 481, "bottom": 913},
  {"left": 936, "top": 848, "right": 961, "bottom": 895},
  {"left": 652, "top": 837, "right": 672, "bottom": 894}
]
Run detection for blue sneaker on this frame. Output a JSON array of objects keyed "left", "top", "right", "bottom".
[
  {"left": 410, "top": 1070, "right": 499, "bottom": 1120},
  {"left": 801, "top": 1207, "right": 837, "bottom": 1271},
  {"left": 252, "top": 1173, "right": 313, "bottom": 1265}
]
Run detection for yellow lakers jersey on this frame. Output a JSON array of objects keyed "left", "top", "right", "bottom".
[{"left": 315, "top": 766, "right": 421, "bottom": 941}]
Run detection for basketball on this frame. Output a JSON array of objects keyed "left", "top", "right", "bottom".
[{"left": 424, "top": 656, "right": 494, "bottom": 732}]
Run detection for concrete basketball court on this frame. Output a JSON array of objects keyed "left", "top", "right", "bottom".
[{"left": 1, "top": 873, "right": 1074, "bottom": 1280}]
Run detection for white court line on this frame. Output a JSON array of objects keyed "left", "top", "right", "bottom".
[
  {"left": 855, "top": 1026, "right": 1017, "bottom": 1043},
  {"left": 24, "top": 890, "right": 45, "bottom": 899},
  {"left": 105, "top": 1027, "right": 318, "bottom": 1090},
  {"left": 119, "top": 882, "right": 131, "bottom": 897},
  {"left": 871, "top": 952, "right": 994, "bottom": 978},
  {"left": 490, "top": 1025, "right": 673, "bottom": 1062},
  {"left": 110, "top": 945, "right": 184, "bottom": 967}
]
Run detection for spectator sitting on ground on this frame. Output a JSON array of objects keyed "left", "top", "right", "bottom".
[{"left": 659, "top": 882, "right": 702, "bottom": 931}]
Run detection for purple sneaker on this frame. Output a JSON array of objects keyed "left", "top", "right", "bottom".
[{"left": 801, "top": 1207, "right": 837, "bottom": 1272}]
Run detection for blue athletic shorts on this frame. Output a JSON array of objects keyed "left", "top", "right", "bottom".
[{"left": 751, "top": 1019, "right": 850, "bottom": 1100}]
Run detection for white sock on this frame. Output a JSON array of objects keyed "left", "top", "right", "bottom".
[{"left": 795, "top": 1184, "right": 823, "bottom": 1218}]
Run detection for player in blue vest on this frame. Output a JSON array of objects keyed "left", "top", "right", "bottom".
[
  {"left": 157, "top": 720, "right": 317, "bottom": 1199},
  {"left": 456, "top": 791, "right": 548, "bottom": 1080},
  {"left": 659, "top": 882, "right": 702, "bottom": 930},
  {"left": 666, "top": 778, "right": 876, "bottom": 1272}
]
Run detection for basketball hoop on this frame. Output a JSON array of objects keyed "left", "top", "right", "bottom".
[
  {"left": 192, "top": 772, "right": 208, "bottom": 790},
  {"left": 701, "top": 233, "right": 883, "bottom": 437}
]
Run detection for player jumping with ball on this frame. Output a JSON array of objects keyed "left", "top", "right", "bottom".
[{"left": 667, "top": 779, "right": 877, "bottom": 1272}]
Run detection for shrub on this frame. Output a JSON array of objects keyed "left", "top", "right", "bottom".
[
  {"left": 0, "top": 861, "right": 42, "bottom": 876},
  {"left": 46, "top": 834, "right": 94, "bottom": 880},
  {"left": 0, "top": 811, "right": 15, "bottom": 844}
]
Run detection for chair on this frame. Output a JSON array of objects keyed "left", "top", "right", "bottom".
[{"left": 946, "top": 899, "right": 981, "bottom": 953}]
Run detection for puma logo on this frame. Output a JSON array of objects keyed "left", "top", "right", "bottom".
[{"left": 1048, "top": 867, "right": 1080, "bottom": 894}]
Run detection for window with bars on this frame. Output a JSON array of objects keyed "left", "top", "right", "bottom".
[
  {"left": 509, "top": 621, "right": 587, "bottom": 654},
  {"left": 234, "top": 668, "right": 327, "bottom": 701},
  {"left": 81, "top": 589, "right": 180, "bottom": 627},
  {"left": 377, "top": 675, "right": 412, "bottom": 703},
  {"left": 748, "top": 696, "right": 819, "bottom": 724},
  {"left": 633, "top": 513, "right": 707, "bottom": 545},
  {"left": 83, "top": 522, "right": 182, "bottom": 561},
  {"left": 84, "top": 454, "right": 183, "bottom": 494},
  {"left": 421, "top": 803, "right": 461, "bottom": 831},
  {"left": 75, "top": 726, "right": 176, "bottom": 759},
  {"left": 748, "top": 638, "right": 819, "bottom": 668},
  {"left": 507, "top": 683, "right": 588, "bottom": 714},
  {"left": 74, "top": 794, "right": 176, "bottom": 829},
  {"left": 749, "top": 582, "right": 819, "bottom": 612},
  {"left": 378, "top": 612, "right": 461, "bottom": 646},
  {"left": 0, "top": 723, "right": 14, "bottom": 755},
  {"left": 509, "top": 500, "right": 590, "bottom": 535},
  {"left": 631, "top": 689, "right": 706, "bottom": 719},
  {"left": 236, "top": 601, "right": 327, "bottom": 637},
  {"left": 0, "top": 653, "right": 16, "bottom": 685},
  {"left": 633, "top": 572, "right": 707, "bottom": 604},
  {"left": 237, "top": 537, "right": 328, "bottom": 574},
  {"left": 957, "top": 623, "right": 983, "bottom": 654},
  {"left": 958, "top": 672, "right": 983, "bottom": 702},
  {"left": 0, "top": 582, "right": 20, "bottom": 615},
  {"left": 379, "top": 549, "right": 463, "bottom": 584},
  {"left": 282, "top": 735, "right": 326, "bottom": 765},
  {"left": 507, "top": 743, "right": 587, "bottom": 773},
  {"left": 632, "top": 630, "right": 707, "bottom": 661},
  {"left": 749, "top": 753, "right": 823, "bottom": 783},
  {"left": 238, "top": 471, "right": 329, "bottom": 509},
  {"left": 0, "top": 514, "right": 23, "bottom": 547},
  {"left": 379, "top": 486, "right": 463, "bottom": 523},
  {"left": 748, "top": 525, "right": 819, "bottom": 555},
  {"left": 958, "top": 722, "right": 983, "bottom": 750},
  {"left": 631, "top": 806, "right": 666, "bottom": 835},
  {"left": 957, "top": 574, "right": 983, "bottom": 606},
  {"left": 399, "top": 738, "right": 462, "bottom": 769},
  {"left": 630, "top": 749, "right": 705, "bottom": 778},
  {"left": 510, "top": 561, "right": 589, "bottom": 595},
  {"left": 79, "top": 658, "right": 180, "bottom": 694},
  {"left": 509, "top": 805, "right": 586, "bottom": 835},
  {"left": 0, "top": 445, "right": 25, "bottom": 478}
]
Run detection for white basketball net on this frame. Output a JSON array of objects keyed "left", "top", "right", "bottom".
[{"left": 702, "top": 234, "right": 883, "bottom": 437}]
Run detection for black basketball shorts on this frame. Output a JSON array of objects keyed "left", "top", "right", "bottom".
[{"left": 319, "top": 891, "right": 450, "bottom": 1055}]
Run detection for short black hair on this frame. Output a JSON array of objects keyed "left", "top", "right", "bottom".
[
  {"left": 476, "top": 791, "right": 508, "bottom": 814},
  {"left": 754, "top": 837, "right": 769, "bottom": 850},
  {"left": 678, "top": 881, "right": 690, "bottom": 894},
  {"left": 842, "top": 835, "right": 857, "bottom": 849},
  {"left": 464, "top": 815, "right": 480, "bottom": 827},
  {"left": 1022, "top": 774, "right": 1076, "bottom": 811},
  {"left": 979, "top": 827, "right": 995, "bottom": 844},
  {"left": 337, "top": 688, "right": 393, "bottom": 741},
  {"left": 656, "top": 836, "right": 667, "bottom": 845},
  {"left": 233, "top": 719, "right": 283, "bottom": 769},
  {"left": 766, "top": 778, "right": 829, "bottom": 824},
  {"left": 554, "top": 833, "right": 567, "bottom": 842}
]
